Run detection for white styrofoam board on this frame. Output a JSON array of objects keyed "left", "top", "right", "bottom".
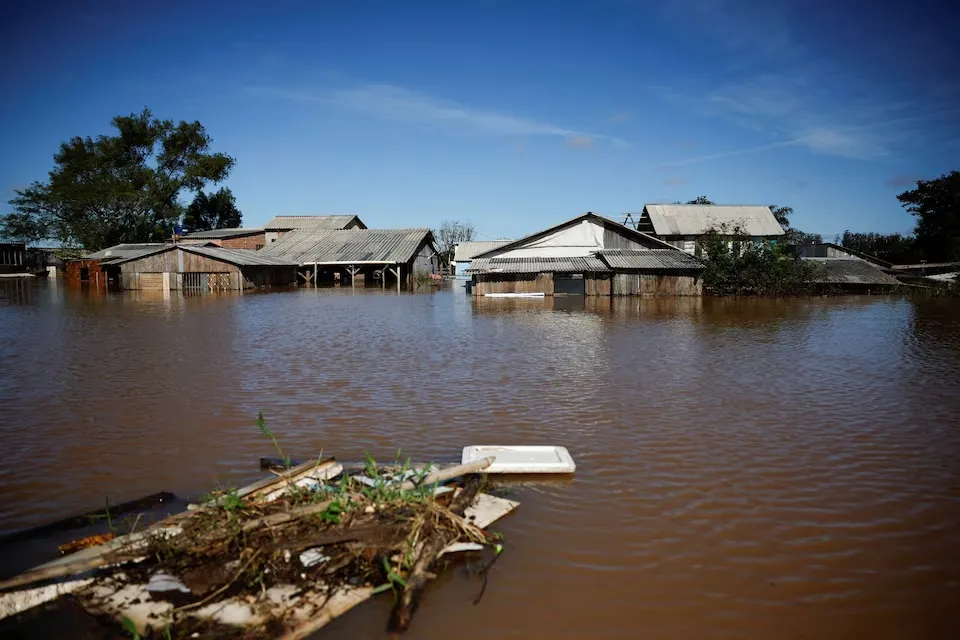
[{"left": 461, "top": 445, "right": 576, "bottom": 473}]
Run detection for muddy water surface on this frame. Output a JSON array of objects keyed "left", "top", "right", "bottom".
[{"left": 2, "top": 280, "right": 959, "bottom": 639}]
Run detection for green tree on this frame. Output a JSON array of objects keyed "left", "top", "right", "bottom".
[
  {"left": 697, "top": 223, "right": 818, "bottom": 295},
  {"left": 0, "top": 108, "right": 234, "bottom": 250},
  {"left": 840, "top": 231, "right": 917, "bottom": 264},
  {"left": 686, "top": 196, "right": 715, "bottom": 205},
  {"left": 897, "top": 171, "right": 960, "bottom": 262},
  {"left": 769, "top": 204, "right": 792, "bottom": 228},
  {"left": 182, "top": 188, "right": 242, "bottom": 232}
]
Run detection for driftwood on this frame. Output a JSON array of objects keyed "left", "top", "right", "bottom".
[
  {"left": 396, "top": 458, "right": 494, "bottom": 491},
  {"left": 388, "top": 476, "right": 483, "bottom": 633},
  {"left": 0, "top": 492, "right": 176, "bottom": 544}
]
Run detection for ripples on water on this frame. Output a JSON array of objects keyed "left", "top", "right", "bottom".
[{"left": 2, "top": 281, "right": 959, "bottom": 639}]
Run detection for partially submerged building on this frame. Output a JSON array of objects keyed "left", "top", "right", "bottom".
[
  {"left": 803, "top": 258, "right": 902, "bottom": 291},
  {"left": 452, "top": 241, "right": 512, "bottom": 284},
  {"left": 629, "top": 204, "right": 785, "bottom": 254},
  {"left": 263, "top": 215, "right": 366, "bottom": 245},
  {"left": 0, "top": 242, "right": 27, "bottom": 274},
  {"left": 468, "top": 213, "right": 704, "bottom": 296},
  {"left": 179, "top": 228, "right": 266, "bottom": 250},
  {"left": 67, "top": 243, "right": 297, "bottom": 292},
  {"left": 260, "top": 228, "right": 439, "bottom": 289}
]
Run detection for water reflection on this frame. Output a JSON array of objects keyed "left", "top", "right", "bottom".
[{"left": 2, "top": 286, "right": 960, "bottom": 639}]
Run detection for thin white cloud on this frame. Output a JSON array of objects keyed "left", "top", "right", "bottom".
[
  {"left": 565, "top": 136, "right": 595, "bottom": 150},
  {"left": 653, "top": 0, "right": 959, "bottom": 162},
  {"left": 249, "top": 84, "right": 629, "bottom": 147}
]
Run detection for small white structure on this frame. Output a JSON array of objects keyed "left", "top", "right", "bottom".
[
  {"left": 452, "top": 240, "right": 512, "bottom": 284},
  {"left": 462, "top": 445, "right": 576, "bottom": 473}
]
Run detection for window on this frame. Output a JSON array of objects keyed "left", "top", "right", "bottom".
[
  {"left": 79, "top": 267, "right": 89, "bottom": 282},
  {"left": 255, "top": 244, "right": 264, "bottom": 250}
]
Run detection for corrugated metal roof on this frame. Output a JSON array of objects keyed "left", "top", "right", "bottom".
[
  {"left": 182, "top": 228, "right": 264, "bottom": 239},
  {"left": 260, "top": 228, "right": 434, "bottom": 264},
  {"left": 84, "top": 243, "right": 171, "bottom": 260},
  {"left": 180, "top": 246, "right": 298, "bottom": 267},
  {"left": 469, "top": 256, "right": 610, "bottom": 273},
  {"left": 803, "top": 258, "right": 901, "bottom": 285},
  {"left": 453, "top": 241, "right": 513, "bottom": 261},
  {"left": 263, "top": 215, "right": 363, "bottom": 231},
  {"left": 639, "top": 205, "right": 785, "bottom": 237},
  {"left": 596, "top": 249, "right": 704, "bottom": 270}
]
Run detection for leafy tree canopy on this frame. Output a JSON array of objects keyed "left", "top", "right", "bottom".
[
  {"left": 839, "top": 231, "right": 917, "bottom": 264},
  {"left": 686, "top": 196, "right": 715, "bottom": 205},
  {"left": 182, "top": 188, "right": 242, "bottom": 232},
  {"left": 0, "top": 108, "right": 234, "bottom": 251},
  {"left": 897, "top": 170, "right": 960, "bottom": 262}
]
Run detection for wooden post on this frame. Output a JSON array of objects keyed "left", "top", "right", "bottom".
[
  {"left": 397, "top": 264, "right": 401, "bottom": 293},
  {"left": 313, "top": 263, "right": 317, "bottom": 289}
]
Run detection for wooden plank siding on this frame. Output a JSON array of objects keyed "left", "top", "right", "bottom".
[
  {"left": 474, "top": 273, "right": 553, "bottom": 296},
  {"left": 612, "top": 273, "right": 702, "bottom": 296}
]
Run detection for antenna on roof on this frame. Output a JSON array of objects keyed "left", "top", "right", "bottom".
[{"left": 621, "top": 212, "right": 638, "bottom": 230}]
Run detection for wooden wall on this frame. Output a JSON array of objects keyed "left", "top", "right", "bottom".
[
  {"left": 473, "top": 273, "right": 553, "bottom": 296},
  {"left": 585, "top": 274, "right": 611, "bottom": 296},
  {"left": 612, "top": 273, "right": 702, "bottom": 296}
]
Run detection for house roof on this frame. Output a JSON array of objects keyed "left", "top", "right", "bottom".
[
  {"left": 473, "top": 212, "right": 681, "bottom": 260},
  {"left": 595, "top": 249, "right": 704, "bottom": 270},
  {"left": 182, "top": 228, "right": 264, "bottom": 239},
  {"left": 803, "top": 258, "right": 901, "bottom": 286},
  {"left": 259, "top": 228, "right": 435, "bottom": 265},
  {"left": 104, "top": 244, "right": 297, "bottom": 267},
  {"left": 468, "top": 256, "right": 610, "bottom": 273},
  {"left": 638, "top": 204, "right": 785, "bottom": 237},
  {"left": 84, "top": 243, "right": 172, "bottom": 261},
  {"left": 263, "top": 215, "right": 365, "bottom": 231},
  {"left": 453, "top": 241, "right": 513, "bottom": 261}
]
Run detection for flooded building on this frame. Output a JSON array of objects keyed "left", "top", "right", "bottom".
[
  {"left": 66, "top": 243, "right": 296, "bottom": 292},
  {"left": 0, "top": 242, "right": 27, "bottom": 274},
  {"left": 468, "top": 213, "right": 704, "bottom": 296},
  {"left": 263, "top": 215, "right": 366, "bottom": 245},
  {"left": 628, "top": 204, "right": 785, "bottom": 254},
  {"left": 452, "top": 240, "right": 512, "bottom": 285},
  {"left": 260, "top": 228, "right": 440, "bottom": 289},
  {"left": 179, "top": 228, "right": 267, "bottom": 250}
]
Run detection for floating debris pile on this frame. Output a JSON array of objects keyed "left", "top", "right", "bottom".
[{"left": 0, "top": 455, "right": 518, "bottom": 638}]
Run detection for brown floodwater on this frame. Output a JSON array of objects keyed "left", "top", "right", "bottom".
[{"left": 1, "top": 279, "right": 959, "bottom": 639}]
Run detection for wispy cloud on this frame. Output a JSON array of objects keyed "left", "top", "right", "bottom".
[
  {"left": 664, "top": 176, "right": 686, "bottom": 186},
  {"left": 884, "top": 174, "right": 920, "bottom": 188},
  {"left": 249, "top": 84, "right": 629, "bottom": 147},
  {"left": 654, "top": 0, "right": 959, "bottom": 163},
  {"left": 565, "top": 136, "right": 595, "bottom": 150}
]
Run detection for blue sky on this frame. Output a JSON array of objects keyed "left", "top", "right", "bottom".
[{"left": 2, "top": 0, "right": 957, "bottom": 241}]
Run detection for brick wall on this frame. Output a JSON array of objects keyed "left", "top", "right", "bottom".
[
  {"left": 219, "top": 232, "right": 266, "bottom": 250},
  {"left": 65, "top": 259, "right": 108, "bottom": 292}
]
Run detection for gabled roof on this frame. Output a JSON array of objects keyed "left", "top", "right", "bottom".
[
  {"left": 637, "top": 204, "right": 785, "bottom": 237},
  {"left": 259, "top": 228, "right": 435, "bottom": 265},
  {"left": 263, "top": 215, "right": 366, "bottom": 231},
  {"left": 105, "top": 244, "right": 297, "bottom": 267},
  {"left": 469, "top": 256, "right": 610, "bottom": 273},
  {"left": 453, "top": 241, "right": 513, "bottom": 261},
  {"left": 182, "top": 228, "right": 264, "bottom": 239},
  {"left": 595, "top": 249, "right": 703, "bottom": 270},
  {"left": 84, "top": 243, "right": 172, "bottom": 261},
  {"left": 802, "top": 258, "right": 901, "bottom": 286},
  {"left": 473, "top": 212, "right": 680, "bottom": 260}
]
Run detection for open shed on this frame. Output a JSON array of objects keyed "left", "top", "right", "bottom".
[{"left": 106, "top": 245, "right": 298, "bottom": 292}]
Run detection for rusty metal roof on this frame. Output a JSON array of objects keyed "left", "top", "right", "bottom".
[
  {"left": 469, "top": 256, "right": 610, "bottom": 273},
  {"left": 263, "top": 215, "right": 365, "bottom": 231},
  {"left": 180, "top": 246, "right": 298, "bottom": 267},
  {"left": 260, "top": 228, "right": 435, "bottom": 265},
  {"left": 596, "top": 249, "right": 704, "bottom": 270}
]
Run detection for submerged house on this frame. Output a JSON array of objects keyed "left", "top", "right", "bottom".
[
  {"left": 468, "top": 212, "right": 703, "bottom": 296},
  {"left": 67, "top": 243, "right": 297, "bottom": 292},
  {"left": 263, "top": 215, "right": 366, "bottom": 245},
  {"left": 452, "top": 241, "right": 512, "bottom": 284},
  {"left": 0, "top": 242, "right": 27, "bottom": 274},
  {"left": 259, "top": 228, "right": 440, "bottom": 289},
  {"left": 179, "top": 228, "right": 267, "bottom": 250},
  {"left": 792, "top": 243, "right": 902, "bottom": 291},
  {"left": 629, "top": 204, "right": 785, "bottom": 254}
]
